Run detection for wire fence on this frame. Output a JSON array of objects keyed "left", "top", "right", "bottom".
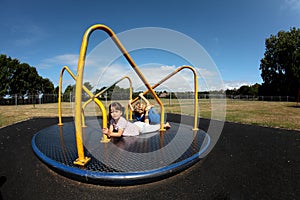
[
  {"left": 213, "top": 94, "right": 296, "bottom": 102},
  {"left": 0, "top": 93, "right": 297, "bottom": 106}
]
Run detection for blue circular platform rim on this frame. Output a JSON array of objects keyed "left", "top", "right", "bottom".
[{"left": 32, "top": 118, "right": 210, "bottom": 185}]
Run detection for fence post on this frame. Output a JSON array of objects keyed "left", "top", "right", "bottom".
[
  {"left": 169, "top": 92, "right": 171, "bottom": 106},
  {"left": 15, "top": 94, "right": 17, "bottom": 106},
  {"left": 105, "top": 91, "right": 107, "bottom": 107}
]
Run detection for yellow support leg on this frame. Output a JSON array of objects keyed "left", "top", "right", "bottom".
[
  {"left": 100, "top": 134, "right": 110, "bottom": 143},
  {"left": 73, "top": 157, "right": 91, "bottom": 166}
]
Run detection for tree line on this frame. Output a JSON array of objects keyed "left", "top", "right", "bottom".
[
  {"left": 0, "top": 27, "right": 299, "bottom": 102},
  {"left": 0, "top": 54, "right": 55, "bottom": 99},
  {"left": 260, "top": 27, "right": 300, "bottom": 97}
]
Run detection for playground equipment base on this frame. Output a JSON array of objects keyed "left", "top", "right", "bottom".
[{"left": 32, "top": 115, "right": 210, "bottom": 185}]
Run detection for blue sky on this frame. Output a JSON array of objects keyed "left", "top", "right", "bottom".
[{"left": 1, "top": 0, "right": 299, "bottom": 91}]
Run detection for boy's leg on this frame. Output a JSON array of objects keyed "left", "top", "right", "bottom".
[{"left": 148, "top": 108, "right": 161, "bottom": 124}]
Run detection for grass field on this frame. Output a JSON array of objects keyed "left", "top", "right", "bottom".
[{"left": 0, "top": 99, "right": 299, "bottom": 130}]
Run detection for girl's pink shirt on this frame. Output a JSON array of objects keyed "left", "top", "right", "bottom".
[{"left": 110, "top": 117, "right": 139, "bottom": 136}]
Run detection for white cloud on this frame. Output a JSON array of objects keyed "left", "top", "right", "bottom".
[
  {"left": 41, "top": 54, "right": 78, "bottom": 69},
  {"left": 223, "top": 80, "right": 252, "bottom": 90},
  {"left": 160, "top": 65, "right": 176, "bottom": 71},
  {"left": 281, "top": 0, "right": 300, "bottom": 13},
  {"left": 37, "top": 52, "right": 226, "bottom": 92},
  {"left": 84, "top": 62, "right": 224, "bottom": 92},
  {"left": 38, "top": 53, "right": 111, "bottom": 70}
]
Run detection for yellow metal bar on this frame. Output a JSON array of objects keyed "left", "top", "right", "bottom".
[
  {"left": 75, "top": 24, "right": 177, "bottom": 165},
  {"left": 81, "top": 108, "right": 86, "bottom": 128},
  {"left": 58, "top": 66, "right": 107, "bottom": 128},
  {"left": 58, "top": 66, "right": 77, "bottom": 126},
  {"left": 131, "top": 66, "right": 199, "bottom": 130},
  {"left": 74, "top": 24, "right": 165, "bottom": 148},
  {"left": 82, "top": 76, "right": 133, "bottom": 120},
  {"left": 80, "top": 87, "right": 107, "bottom": 129},
  {"left": 58, "top": 67, "right": 66, "bottom": 126},
  {"left": 82, "top": 98, "right": 93, "bottom": 110},
  {"left": 102, "top": 25, "right": 165, "bottom": 131},
  {"left": 58, "top": 65, "right": 108, "bottom": 165}
]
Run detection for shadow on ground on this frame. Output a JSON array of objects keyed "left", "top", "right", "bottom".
[{"left": 0, "top": 117, "right": 299, "bottom": 200}]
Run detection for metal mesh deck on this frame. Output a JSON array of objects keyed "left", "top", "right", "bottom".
[{"left": 32, "top": 119, "right": 210, "bottom": 185}]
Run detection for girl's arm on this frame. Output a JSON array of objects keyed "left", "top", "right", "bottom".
[
  {"left": 144, "top": 110, "right": 149, "bottom": 124},
  {"left": 128, "top": 99, "right": 134, "bottom": 111},
  {"left": 139, "top": 93, "right": 153, "bottom": 111},
  {"left": 108, "top": 128, "right": 124, "bottom": 137},
  {"left": 103, "top": 124, "right": 124, "bottom": 137},
  {"left": 139, "top": 93, "right": 150, "bottom": 106},
  {"left": 102, "top": 124, "right": 113, "bottom": 136}
]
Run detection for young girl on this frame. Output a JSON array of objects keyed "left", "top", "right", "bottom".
[{"left": 102, "top": 102, "right": 166, "bottom": 137}]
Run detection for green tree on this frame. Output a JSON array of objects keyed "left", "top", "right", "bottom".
[
  {"left": 260, "top": 27, "right": 300, "bottom": 97},
  {"left": 0, "top": 54, "right": 55, "bottom": 99},
  {"left": 0, "top": 55, "right": 19, "bottom": 96},
  {"left": 82, "top": 82, "right": 93, "bottom": 100},
  {"left": 250, "top": 83, "right": 260, "bottom": 96},
  {"left": 237, "top": 84, "right": 260, "bottom": 96},
  {"left": 9, "top": 63, "right": 42, "bottom": 96},
  {"left": 83, "top": 82, "right": 93, "bottom": 91},
  {"left": 63, "top": 84, "right": 74, "bottom": 101},
  {"left": 237, "top": 85, "right": 251, "bottom": 95},
  {"left": 94, "top": 86, "right": 107, "bottom": 99},
  {"left": 225, "top": 89, "right": 237, "bottom": 96},
  {"left": 54, "top": 86, "right": 59, "bottom": 94},
  {"left": 108, "top": 85, "right": 130, "bottom": 100},
  {"left": 41, "top": 78, "right": 55, "bottom": 94}
]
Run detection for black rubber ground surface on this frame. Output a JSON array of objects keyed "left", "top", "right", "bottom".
[{"left": 1, "top": 117, "right": 299, "bottom": 200}]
